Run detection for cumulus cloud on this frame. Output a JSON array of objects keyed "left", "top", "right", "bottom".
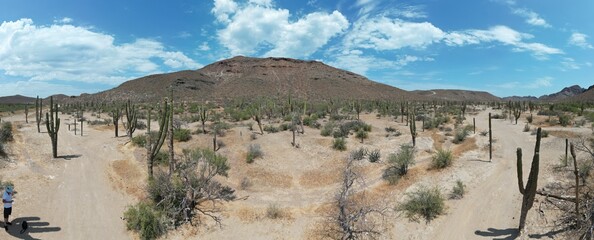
[
  {"left": 213, "top": 0, "right": 348, "bottom": 58},
  {"left": 512, "top": 8, "right": 551, "bottom": 28},
  {"left": 0, "top": 19, "right": 200, "bottom": 85},
  {"left": 343, "top": 16, "right": 444, "bottom": 50},
  {"left": 445, "top": 25, "right": 562, "bottom": 58},
  {"left": 212, "top": 0, "right": 238, "bottom": 23},
  {"left": 569, "top": 33, "right": 593, "bottom": 49}
]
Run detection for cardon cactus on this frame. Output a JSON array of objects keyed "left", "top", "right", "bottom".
[
  {"left": 516, "top": 127, "right": 541, "bottom": 233},
  {"left": 45, "top": 96, "right": 60, "bottom": 158}
]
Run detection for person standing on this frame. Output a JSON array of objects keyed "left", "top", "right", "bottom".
[{"left": 2, "top": 185, "right": 14, "bottom": 231}]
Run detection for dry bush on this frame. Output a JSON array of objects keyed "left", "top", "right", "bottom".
[{"left": 397, "top": 186, "right": 445, "bottom": 223}]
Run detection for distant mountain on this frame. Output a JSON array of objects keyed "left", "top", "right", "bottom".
[
  {"left": 0, "top": 95, "right": 36, "bottom": 104},
  {"left": 539, "top": 85, "right": 585, "bottom": 102},
  {"left": 501, "top": 96, "right": 539, "bottom": 102},
  {"left": 87, "top": 56, "right": 413, "bottom": 102},
  {"left": 411, "top": 89, "right": 501, "bottom": 102},
  {"left": 570, "top": 84, "right": 594, "bottom": 102}
]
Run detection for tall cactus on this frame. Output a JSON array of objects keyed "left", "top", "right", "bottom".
[
  {"left": 516, "top": 127, "right": 541, "bottom": 233},
  {"left": 199, "top": 104, "right": 209, "bottom": 134},
  {"left": 25, "top": 104, "right": 29, "bottom": 123},
  {"left": 45, "top": 96, "right": 60, "bottom": 158},
  {"left": 409, "top": 107, "right": 416, "bottom": 147},
  {"left": 35, "top": 96, "right": 42, "bottom": 133},
  {"left": 146, "top": 100, "right": 170, "bottom": 179},
  {"left": 124, "top": 99, "right": 137, "bottom": 139},
  {"left": 111, "top": 106, "right": 122, "bottom": 137},
  {"left": 489, "top": 112, "right": 492, "bottom": 161}
]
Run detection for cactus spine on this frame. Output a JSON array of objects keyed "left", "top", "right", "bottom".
[
  {"left": 516, "top": 127, "right": 541, "bottom": 233},
  {"left": 124, "top": 99, "right": 138, "bottom": 139},
  {"left": 45, "top": 96, "right": 60, "bottom": 158}
]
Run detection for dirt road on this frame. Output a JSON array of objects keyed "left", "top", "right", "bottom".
[{"left": 0, "top": 114, "right": 133, "bottom": 239}]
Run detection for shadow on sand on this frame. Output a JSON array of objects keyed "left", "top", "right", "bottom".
[
  {"left": 475, "top": 227, "right": 519, "bottom": 240},
  {"left": 58, "top": 154, "right": 81, "bottom": 160},
  {"left": 4, "top": 216, "right": 61, "bottom": 240}
]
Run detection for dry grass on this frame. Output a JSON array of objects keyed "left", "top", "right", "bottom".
[
  {"left": 548, "top": 130, "right": 579, "bottom": 139},
  {"left": 453, "top": 137, "right": 478, "bottom": 157},
  {"left": 431, "top": 131, "right": 445, "bottom": 150},
  {"left": 246, "top": 168, "right": 293, "bottom": 188},
  {"left": 108, "top": 159, "right": 145, "bottom": 199},
  {"left": 299, "top": 169, "right": 340, "bottom": 188}
]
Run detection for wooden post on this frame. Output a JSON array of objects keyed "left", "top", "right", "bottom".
[{"left": 473, "top": 117, "right": 476, "bottom": 134}]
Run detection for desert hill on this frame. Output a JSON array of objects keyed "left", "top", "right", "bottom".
[
  {"left": 539, "top": 85, "right": 585, "bottom": 101},
  {"left": 88, "top": 56, "right": 413, "bottom": 103},
  {"left": 411, "top": 89, "right": 500, "bottom": 102},
  {"left": 571, "top": 85, "right": 594, "bottom": 102},
  {"left": 0, "top": 95, "right": 36, "bottom": 104}
]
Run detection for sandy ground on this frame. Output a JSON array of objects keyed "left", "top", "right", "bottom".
[
  {"left": 0, "top": 108, "right": 591, "bottom": 240},
  {"left": 0, "top": 113, "right": 134, "bottom": 240}
]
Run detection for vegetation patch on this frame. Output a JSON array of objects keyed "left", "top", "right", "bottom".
[{"left": 397, "top": 186, "right": 445, "bottom": 223}]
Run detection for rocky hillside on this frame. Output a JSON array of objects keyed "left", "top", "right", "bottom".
[
  {"left": 89, "top": 56, "right": 412, "bottom": 103},
  {"left": 539, "top": 85, "right": 585, "bottom": 101}
]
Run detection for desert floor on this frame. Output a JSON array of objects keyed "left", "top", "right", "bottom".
[{"left": 0, "top": 108, "right": 591, "bottom": 239}]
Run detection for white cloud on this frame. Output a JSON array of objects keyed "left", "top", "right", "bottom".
[
  {"left": 343, "top": 17, "right": 444, "bottom": 51},
  {"left": 396, "top": 55, "right": 434, "bottom": 67},
  {"left": 212, "top": 0, "right": 239, "bottom": 23},
  {"left": 445, "top": 25, "right": 562, "bottom": 58},
  {"left": 494, "top": 77, "right": 553, "bottom": 89},
  {"left": 0, "top": 80, "right": 88, "bottom": 97},
  {"left": 214, "top": 1, "right": 348, "bottom": 58},
  {"left": 394, "top": 5, "right": 427, "bottom": 19},
  {"left": 0, "top": 19, "right": 200, "bottom": 85},
  {"left": 530, "top": 77, "right": 552, "bottom": 88},
  {"left": 198, "top": 42, "right": 211, "bottom": 51},
  {"left": 569, "top": 32, "right": 593, "bottom": 49},
  {"left": 54, "top": 17, "right": 73, "bottom": 24},
  {"left": 512, "top": 9, "right": 551, "bottom": 28}
]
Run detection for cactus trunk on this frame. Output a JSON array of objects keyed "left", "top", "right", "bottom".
[
  {"left": 489, "top": 113, "right": 492, "bottom": 161},
  {"left": 45, "top": 96, "right": 60, "bottom": 158},
  {"left": 517, "top": 127, "right": 541, "bottom": 233}
]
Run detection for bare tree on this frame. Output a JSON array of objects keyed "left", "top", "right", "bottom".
[{"left": 322, "top": 157, "right": 386, "bottom": 239}]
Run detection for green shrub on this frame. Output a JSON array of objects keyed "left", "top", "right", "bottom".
[
  {"left": 246, "top": 144, "right": 263, "bottom": 163},
  {"left": 132, "top": 135, "right": 147, "bottom": 147},
  {"left": 173, "top": 129, "right": 191, "bottom": 142},
  {"left": 450, "top": 180, "right": 465, "bottom": 199},
  {"left": 355, "top": 129, "right": 368, "bottom": 143},
  {"left": 263, "top": 125, "right": 280, "bottom": 133},
  {"left": 431, "top": 149, "right": 453, "bottom": 169},
  {"left": 452, "top": 127, "right": 469, "bottom": 144},
  {"left": 321, "top": 123, "right": 334, "bottom": 137},
  {"left": 398, "top": 186, "right": 445, "bottom": 223},
  {"left": 124, "top": 202, "right": 165, "bottom": 240},
  {"left": 332, "top": 138, "right": 347, "bottom": 151},
  {"left": 154, "top": 151, "right": 169, "bottom": 165},
  {"left": 383, "top": 144, "right": 415, "bottom": 184},
  {"left": 0, "top": 122, "right": 13, "bottom": 143},
  {"left": 368, "top": 149, "right": 381, "bottom": 163},
  {"left": 558, "top": 114, "right": 571, "bottom": 127}
]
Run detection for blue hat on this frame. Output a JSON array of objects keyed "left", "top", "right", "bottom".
[{"left": 6, "top": 186, "right": 13, "bottom": 193}]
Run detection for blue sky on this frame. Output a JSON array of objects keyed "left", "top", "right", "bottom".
[{"left": 0, "top": 0, "right": 592, "bottom": 98}]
